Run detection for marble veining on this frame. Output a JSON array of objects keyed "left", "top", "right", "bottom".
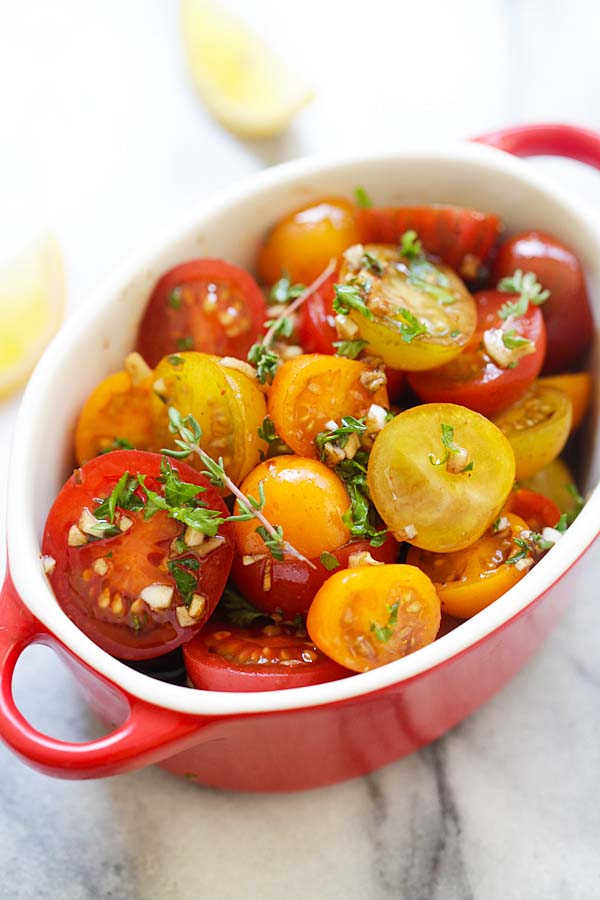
[{"left": 1, "top": 0, "right": 600, "bottom": 897}]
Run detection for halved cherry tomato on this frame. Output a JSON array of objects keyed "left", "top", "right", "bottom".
[
  {"left": 218, "top": 362, "right": 268, "bottom": 478},
  {"left": 268, "top": 354, "right": 389, "bottom": 458},
  {"left": 74, "top": 366, "right": 153, "bottom": 464},
  {"left": 149, "top": 352, "right": 247, "bottom": 484},
  {"left": 519, "top": 458, "right": 581, "bottom": 515},
  {"left": 338, "top": 244, "right": 477, "bottom": 370},
  {"left": 492, "top": 382, "right": 572, "bottom": 479},
  {"left": 367, "top": 403, "right": 515, "bottom": 552},
  {"left": 407, "top": 290, "right": 546, "bottom": 417},
  {"left": 538, "top": 372, "right": 591, "bottom": 432},
  {"left": 504, "top": 489, "right": 561, "bottom": 532},
  {"left": 307, "top": 564, "right": 440, "bottom": 673},
  {"left": 297, "top": 271, "right": 338, "bottom": 353},
  {"left": 406, "top": 513, "right": 530, "bottom": 619},
  {"left": 42, "top": 450, "right": 234, "bottom": 660},
  {"left": 493, "top": 231, "right": 594, "bottom": 373},
  {"left": 232, "top": 456, "right": 352, "bottom": 561},
  {"left": 137, "top": 259, "right": 267, "bottom": 367},
  {"left": 357, "top": 205, "right": 502, "bottom": 279},
  {"left": 231, "top": 534, "right": 399, "bottom": 618},
  {"left": 184, "top": 621, "right": 350, "bottom": 691},
  {"left": 257, "top": 198, "right": 360, "bottom": 285}
]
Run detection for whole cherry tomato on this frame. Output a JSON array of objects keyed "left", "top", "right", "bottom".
[
  {"left": 137, "top": 259, "right": 267, "bottom": 367},
  {"left": 504, "top": 489, "right": 561, "bottom": 532},
  {"left": 492, "top": 231, "right": 594, "bottom": 373},
  {"left": 42, "top": 451, "right": 234, "bottom": 660},
  {"left": 231, "top": 534, "right": 399, "bottom": 618},
  {"left": 257, "top": 197, "right": 360, "bottom": 285},
  {"left": 184, "top": 620, "right": 350, "bottom": 691},
  {"left": 408, "top": 290, "right": 546, "bottom": 417}
]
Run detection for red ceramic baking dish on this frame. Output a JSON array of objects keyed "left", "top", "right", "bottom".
[{"left": 0, "top": 123, "right": 599, "bottom": 791}]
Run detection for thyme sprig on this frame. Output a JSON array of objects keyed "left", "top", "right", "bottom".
[
  {"left": 163, "top": 407, "right": 315, "bottom": 568},
  {"left": 497, "top": 269, "right": 550, "bottom": 320}
]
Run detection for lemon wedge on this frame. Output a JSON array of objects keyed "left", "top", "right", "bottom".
[
  {"left": 180, "top": 0, "right": 313, "bottom": 138},
  {"left": 0, "top": 234, "right": 65, "bottom": 399}
]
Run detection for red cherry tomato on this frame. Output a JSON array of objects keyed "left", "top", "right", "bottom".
[
  {"left": 357, "top": 206, "right": 502, "bottom": 279},
  {"left": 504, "top": 488, "right": 561, "bottom": 532},
  {"left": 231, "top": 535, "right": 399, "bottom": 618},
  {"left": 297, "top": 272, "right": 338, "bottom": 353},
  {"left": 136, "top": 259, "right": 267, "bottom": 367},
  {"left": 42, "top": 450, "right": 234, "bottom": 660},
  {"left": 408, "top": 290, "right": 546, "bottom": 417},
  {"left": 184, "top": 620, "right": 350, "bottom": 691},
  {"left": 493, "top": 231, "right": 594, "bottom": 373}
]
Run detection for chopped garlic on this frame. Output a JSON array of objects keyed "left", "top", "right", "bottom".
[
  {"left": 348, "top": 551, "right": 385, "bottom": 568},
  {"left": 493, "top": 516, "right": 511, "bottom": 535},
  {"left": 153, "top": 377, "right": 167, "bottom": 398},
  {"left": 124, "top": 351, "right": 152, "bottom": 386},
  {"left": 365, "top": 404, "right": 387, "bottom": 435},
  {"left": 118, "top": 515, "right": 133, "bottom": 533},
  {"left": 542, "top": 526, "right": 563, "bottom": 546},
  {"left": 78, "top": 507, "right": 100, "bottom": 536},
  {"left": 68, "top": 525, "right": 88, "bottom": 547},
  {"left": 219, "top": 357, "right": 260, "bottom": 382},
  {"left": 446, "top": 446, "right": 471, "bottom": 475},
  {"left": 334, "top": 314, "right": 359, "bottom": 340},
  {"left": 188, "top": 593, "right": 207, "bottom": 619},
  {"left": 140, "top": 584, "right": 174, "bottom": 610},
  {"left": 514, "top": 556, "right": 534, "bottom": 572},
  {"left": 360, "top": 368, "right": 387, "bottom": 393},
  {"left": 344, "top": 432, "right": 361, "bottom": 460},
  {"left": 396, "top": 523, "right": 417, "bottom": 541},
  {"left": 176, "top": 606, "right": 196, "bottom": 627},
  {"left": 325, "top": 419, "right": 339, "bottom": 431},
  {"left": 242, "top": 553, "right": 267, "bottom": 566},
  {"left": 92, "top": 557, "right": 109, "bottom": 576},
  {"left": 343, "top": 243, "right": 365, "bottom": 270},
  {"left": 323, "top": 441, "right": 346, "bottom": 467},
  {"left": 41, "top": 555, "right": 56, "bottom": 575},
  {"left": 483, "top": 327, "right": 535, "bottom": 369},
  {"left": 184, "top": 526, "right": 205, "bottom": 548},
  {"left": 196, "top": 536, "right": 225, "bottom": 557}
]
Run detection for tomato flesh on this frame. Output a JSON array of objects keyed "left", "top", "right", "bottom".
[
  {"left": 184, "top": 621, "right": 350, "bottom": 691},
  {"left": 357, "top": 206, "right": 502, "bottom": 279},
  {"left": 408, "top": 290, "right": 546, "bottom": 417},
  {"left": 493, "top": 231, "right": 594, "bottom": 373},
  {"left": 42, "top": 450, "right": 234, "bottom": 660},
  {"left": 231, "top": 534, "right": 399, "bottom": 618},
  {"left": 137, "top": 259, "right": 267, "bottom": 367}
]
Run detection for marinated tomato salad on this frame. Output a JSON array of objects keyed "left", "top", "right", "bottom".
[{"left": 41, "top": 192, "right": 594, "bottom": 691}]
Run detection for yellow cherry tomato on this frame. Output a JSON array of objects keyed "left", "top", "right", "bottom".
[
  {"left": 149, "top": 352, "right": 246, "bottom": 482},
  {"left": 367, "top": 403, "right": 515, "bottom": 552},
  {"left": 268, "top": 354, "right": 389, "bottom": 458},
  {"left": 492, "top": 382, "right": 572, "bottom": 480},
  {"left": 307, "top": 564, "right": 441, "bottom": 673},
  {"left": 519, "top": 457, "right": 581, "bottom": 515},
  {"left": 218, "top": 362, "right": 268, "bottom": 480},
  {"left": 406, "top": 513, "right": 530, "bottom": 619},
  {"left": 233, "top": 456, "right": 351, "bottom": 560},
  {"left": 74, "top": 367, "right": 153, "bottom": 464},
  {"left": 538, "top": 372, "right": 591, "bottom": 432},
  {"left": 257, "top": 197, "right": 360, "bottom": 285},
  {"left": 338, "top": 244, "right": 477, "bottom": 370}
]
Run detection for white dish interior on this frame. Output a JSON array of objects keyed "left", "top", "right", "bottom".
[{"left": 7, "top": 142, "right": 600, "bottom": 716}]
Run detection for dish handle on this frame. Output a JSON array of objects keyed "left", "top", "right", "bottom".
[
  {"left": 473, "top": 122, "right": 600, "bottom": 169},
  {"left": 0, "top": 573, "right": 205, "bottom": 779}
]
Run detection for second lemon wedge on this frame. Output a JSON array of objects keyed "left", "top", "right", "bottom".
[
  {"left": 181, "top": 0, "right": 313, "bottom": 138},
  {"left": 0, "top": 234, "right": 65, "bottom": 399}
]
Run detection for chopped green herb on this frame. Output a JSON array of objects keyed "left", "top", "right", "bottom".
[
  {"left": 320, "top": 551, "right": 340, "bottom": 571},
  {"left": 333, "top": 339, "right": 369, "bottom": 359},
  {"left": 370, "top": 602, "right": 399, "bottom": 642},
  {"left": 361, "top": 251, "right": 384, "bottom": 276},
  {"left": 315, "top": 416, "right": 367, "bottom": 456},
  {"left": 399, "top": 230, "right": 423, "bottom": 259},
  {"left": 502, "top": 330, "right": 532, "bottom": 350},
  {"left": 354, "top": 186, "right": 373, "bottom": 208},
  {"left": 168, "top": 288, "right": 182, "bottom": 310},
  {"left": 176, "top": 336, "right": 194, "bottom": 351},
  {"left": 167, "top": 558, "right": 199, "bottom": 606},
  {"left": 137, "top": 461, "right": 223, "bottom": 537},
  {"left": 247, "top": 343, "right": 280, "bottom": 384},
  {"left": 554, "top": 513, "right": 569, "bottom": 534},
  {"left": 333, "top": 283, "right": 374, "bottom": 320},
  {"left": 99, "top": 437, "right": 134, "bottom": 455},
  {"left": 255, "top": 524, "right": 285, "bottom": 561},
  {"left": 94, "top": 472, "right": 143, "bottom": 523},
  {"left": 220, "top": 587, "right": 271, "bottom": 627},
  {"left": 498, "top": 269, "right": 550, "bottom": 320},
  {"left": 167, "top": 354, "right": 184, "bottom": 367},
  {"left": 395, "top": 307, "right": 428, "bottom": 343},
  {"left": 269, "top": 273, "right": 306, "bottom": 304},
  {"left": 565, "top": 483, "right": 585, "bottom": 525},
  {"left": 264, "top": 316, "right": 294, "bottom": 339},
  {"left": 258, "top": 417, "right": 279, "bottom": 444}
]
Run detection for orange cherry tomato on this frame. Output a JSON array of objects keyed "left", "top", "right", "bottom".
[
  {"left": 504, "top": 488, "right": 561, "bottom": 532},
  {"left": 538, "top": 372, "right": 591, "bottom": 432},
  {"left": 492, "top": 382, "right": 572, "bottom": 480},
  {"left": 232, "top": 456, "right": 352, "bottom": 561},
  {"left": 406, "top": 514, "right": 530, "bottom": 619},
  {"left": 257, "top": 197, "right": 360, "bottom": 285},
  {"left": 268, "top": 354, "right": 389, "bottom": 458},
  {"left": 367, "top": 403, "right": 515, "bottom": 553},
  {"left": 519, "top": 458, "right": 580, "bottom": 516},
  {"left": 307, "top": 564, "right": 441, "bottom": 673},
  {"left": 75, "top": 365, "right": 153, "bottom": 465}
]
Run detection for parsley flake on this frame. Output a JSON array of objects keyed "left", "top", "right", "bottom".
[
  {"left": 354, "top": 186, "right": 373, "bottom": 208},
  {"left": 320, "top": 551, "right": 341, "bottom": 571},
  {"left": 269, "top": 274, "right": 306, "bottom": 304},
  {"left": 370, "top": 602, "right": 399, "bottom": 642},
  {"left": 333, "top": 339, "right": 369, "bottom": 359},
  {"left": 498, "top": 269, "right": 550, "bottom": 320},
  {"left": 333, "top": 283, "right": 374, "bottom": 320}
]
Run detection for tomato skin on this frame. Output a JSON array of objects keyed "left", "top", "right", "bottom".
[
  {"left": 538, "top": 372, "right": 591, "bottom": 432},
  {"left": 42, "top": 450, "right": 234, "bottom": 660},
  {"left": 406, "top": 513, "right": 530, "bottom": 619},
  {"left": 184, "top": 621, "right": 350, "bottom": 692},
  {"left": 231, "top": 534, "right": 399, "bottom": 618},
  {"left": 297, "top": 272, "right": 338, "bottom": 353},
  {"left": 257, "top": 197, "right": 360, "bottom": 285},
  {"left": 307, "top": 564, "right": 441, "bottom": 673},
  {"left": 492, "top": 231, "right": 594, "bottom": 373},
  {"left": 519, "top": 458, "right": 579, "bottom": 515},
  {"left": 504, "top": 489, "right": 561, "bottom": 532},
  {"left": 137, "top": 259, "right": 267, "bottom": 367},
  {"left": 357, "top": 206, "right": 502, "bottom": 279},
  {"left": 408, "top": 290, "right": 546, "bottom": 417}
]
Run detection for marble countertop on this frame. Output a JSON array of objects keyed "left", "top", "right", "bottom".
[{"left": 1, "top": 1, "right": 600, "bottom": 897}]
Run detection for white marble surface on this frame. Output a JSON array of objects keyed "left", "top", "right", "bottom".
[{"left": 1, "top": 0, "right": 600, "bottom": 897}]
